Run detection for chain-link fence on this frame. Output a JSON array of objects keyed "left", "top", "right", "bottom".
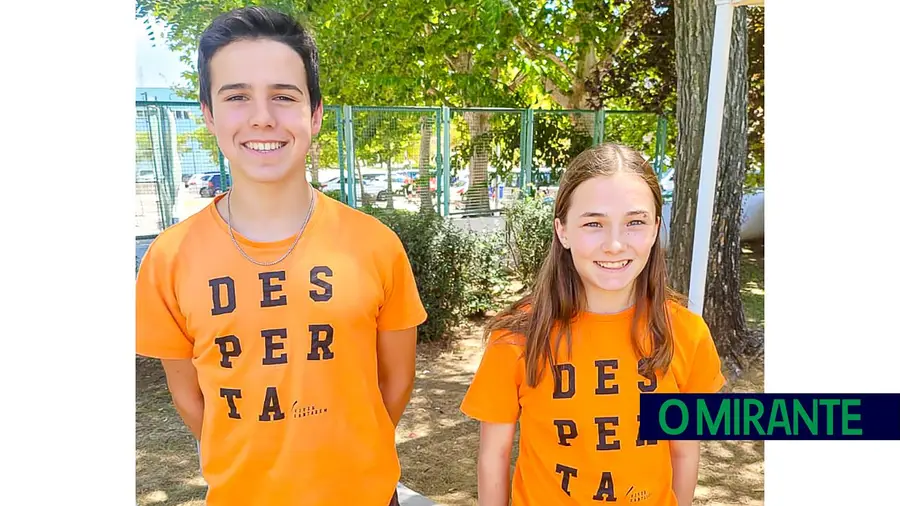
[
  {"left": 342, "top": 107, "right": 441, "bottom": 214},
  {"left": 135, "top": 101, "right": 228, "bottom": 237},
  {"left": 134, "top": 101, "right": 669, "bottom": 237}
]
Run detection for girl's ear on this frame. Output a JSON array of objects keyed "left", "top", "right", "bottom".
[{"left": 554, "top": 217, "right": 569, "bottom": 249}]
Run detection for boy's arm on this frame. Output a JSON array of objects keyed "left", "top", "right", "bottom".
[
  {"left": 376, "top": 326, "right": 418, "bottom": 427},
  {"left": 161, "top": 358, "right": 205, "bottom": 440}
]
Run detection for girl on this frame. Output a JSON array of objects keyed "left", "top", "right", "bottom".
[{"left": 460, "top": 143, "right": 725, "bottom": 506}]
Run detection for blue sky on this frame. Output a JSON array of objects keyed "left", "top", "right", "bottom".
[{"left": 135, "top": 17, "right": 193, "bottom": 88}]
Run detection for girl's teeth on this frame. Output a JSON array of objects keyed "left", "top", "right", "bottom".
[{"left": 597, "top": 260, "right": 629, "bottom": 269}]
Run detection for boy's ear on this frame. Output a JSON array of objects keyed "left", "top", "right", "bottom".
[
  {"left": 311, "top": 100, "right": 323, "bottom": 137},
  {"left": 201, "top": 103, "right": 215, "bottom": 133}
]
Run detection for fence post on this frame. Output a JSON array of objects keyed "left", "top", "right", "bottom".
[
  {"left": 335, "top": 106, "right": 347, "bottom": 204},
  {"left": 217, "top": 148, "right": 229, "bottom": 190},
  {"left": 434, "top": 109, "right": 442, "bottom": 215},
  {"left": 342, "top": 105, "right": 357, "bottom": 207},
  {"left": 594, "top": 109, "right": 606, "bottom": 145},
  {"left": 656, "top": 114, "right": 669, "bottom": 176},
  {"left": 524, "top": 109, "right": 534, "bottom": 196},
  {"left": 653, "top": 114, "right": 668, "bottom": 178},
  {"left": 154, "top": 106, "right": 177, "bottom": 229},
  {"left": 518, "top": 111, "right": 527, "bottom": 190},
  {"left": 518, "top": 109, "right": 534, "bottom": 197},
  {"left": 441, "top": 106, "right": 451, "bottom": 216}
]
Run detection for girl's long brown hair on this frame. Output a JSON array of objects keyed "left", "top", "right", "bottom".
[{"left": 485, "top": 143, "right": 684, "bottom": 387}]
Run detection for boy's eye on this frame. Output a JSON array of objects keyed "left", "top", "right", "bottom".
[
  {"left": 225, "top": 95, "right": 247, "bottom": 101},
  {"left": 628, "top": 220, "right": 646, "bottom": 226},
  {"left": 274, "top": 95, "right": 297, "bottom": 101}
]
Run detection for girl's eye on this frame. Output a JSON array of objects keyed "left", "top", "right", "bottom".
[
  {"left": 628, "top": 220, "right": 646, "bottom": 226},
  {"left": 584, "top": 222, "right": 602, "bottom": 228}
]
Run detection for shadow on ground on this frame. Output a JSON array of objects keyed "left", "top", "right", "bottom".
[{"left": 136, "top": 357, "right": 207, "bottom": 506}]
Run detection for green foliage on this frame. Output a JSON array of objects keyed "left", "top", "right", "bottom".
[
  {"left": 460, "top": 229, "right": 509, "bottom": 316},
  {"left": 353, "top": 111, "right": 422, "bottom": 168},
  {"left": 504, "top": 195, "right": 555, "bottom": 288},
  {"left": 177, "top": 121, "right": 220, "bottom": 165},
  {"left": 532, "top": 112, "right": 595, "bottom": 181},
  {"left": 590, "top": 0, "right": 676, "bottom": 114},
  {"left": 322, "top": 189, "right": 343, "bottom": 202},
  {"left": 360, "top": 206, "right": 509, "bottom": 343},
  {"left": 136, "top": 131, "right": 154, "bottom": 164},
  {"left": 747, "top": 6, "right": 764, "bottom": 186}
]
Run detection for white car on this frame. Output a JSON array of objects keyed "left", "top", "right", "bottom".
[{"left": 136, "top": 169, "right": 156, "bottom": 183}]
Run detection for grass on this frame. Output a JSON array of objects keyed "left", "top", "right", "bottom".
[
  {"left": 740, "top": 241, "right": 765, "bottom": 327},
  {"left": 136, "top": 245, "right": 765, "bottom": 506}
]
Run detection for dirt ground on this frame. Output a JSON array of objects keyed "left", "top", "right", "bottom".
[{"left": 136, "top": 246, "right": 764, "bottom": 506}]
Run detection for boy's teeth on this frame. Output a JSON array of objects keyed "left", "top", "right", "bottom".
[{"left": 246, "top": 142, "right": 285, "bottom": 152}]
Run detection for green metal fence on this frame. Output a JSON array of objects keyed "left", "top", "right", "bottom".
[{"left": 135, "top": 101, "right": 670, "bottom": 238}]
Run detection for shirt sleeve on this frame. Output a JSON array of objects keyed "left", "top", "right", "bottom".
[
  {"left": 376, "top": 230, "right": 428, "bottom": 332},
  {"left": 680, "top": 317, "right": 727, "bottom": 394},
  {"left": 460, "top": 332, "right": 524, "bottom": 424},
  {"left": 135, "top": 240, "right": 194, "bottom": 359}
]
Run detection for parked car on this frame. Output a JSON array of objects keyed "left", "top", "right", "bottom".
[
  {"left": 136, "top": 169, "right": 156, "bottom": 183},
  {"left": 193, "top": 173, "right": 224, "bottom": 198},
  {"left": 368, "top": 173, "right": 412, "bottom": 200},
  {"left": 187, "top": 172, "right": 219, "bottom": 193}
]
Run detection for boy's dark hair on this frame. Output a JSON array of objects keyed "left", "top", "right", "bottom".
[{"left": 197, "top": 6, "right": 321, "bottom": 113}]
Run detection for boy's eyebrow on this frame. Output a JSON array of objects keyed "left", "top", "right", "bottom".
[{"left": 217, "top": 83, "right": 304, "bottom": 94}]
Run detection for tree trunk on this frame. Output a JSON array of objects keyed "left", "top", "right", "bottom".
[
  {"left": 463, "top": 111, "right": 492, "bottom": 216},
  {"left": 670, "top": 1, "right": 750, "bottom": 367},
  {"left": 356, "top": 164, "right": 371, "bottom": 206},
  {"left": 418, "top": 116, "right": 434, "bottom": 213},
  {"left": 309, "top": 141, "right": 321, "bottom": 184},
  {"left": 668, "top": 0, "right": 715, "bottom": 294}
]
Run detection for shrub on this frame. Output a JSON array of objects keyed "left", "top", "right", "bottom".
[
  {"left": 322, "top": 189, "right": 343, "bottom": 203},
  {"left": 503, "top": 196, "right": 555, "bottom": 288},
  {"left": 364, "top": 207, "right": 474, "bottom": 343},
  {"left": 460, "top": 228, "right": 509, "bottom": 316}
]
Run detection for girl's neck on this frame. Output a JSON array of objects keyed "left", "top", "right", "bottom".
[{"left": 584, "top": 284, "right": 636, "bottom": 315}]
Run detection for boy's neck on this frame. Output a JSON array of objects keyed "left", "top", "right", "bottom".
[{"left": 216, "top": 172, "right": 316, "bottom": 243}]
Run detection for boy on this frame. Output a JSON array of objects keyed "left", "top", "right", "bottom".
[{"left": 135, "top": 7, "right": 427, "bottom": 506}]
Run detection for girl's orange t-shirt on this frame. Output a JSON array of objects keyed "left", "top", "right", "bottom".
[{"left": 461, "top": 302, "right": 726, "bottom": 506}]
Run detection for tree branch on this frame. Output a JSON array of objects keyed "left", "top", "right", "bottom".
[
  {"left": 543, "top": 78, "right": 569, "bottom": 107},
  {"left": 508, "top": 69, "right": 528, "bottom": 92},
  {"left": 514, "top": 35, "right": 577, "bottom": 81},
  {"left": 590, "top": 2, "right": 654, "bottom": 82}
]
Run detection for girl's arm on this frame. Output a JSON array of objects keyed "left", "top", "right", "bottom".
[
  {"left": 670, "top": 439, "right": 701, "bottom": 505},
  {"left": 477, "top": 421, "right": 517, "bottom": 506}
]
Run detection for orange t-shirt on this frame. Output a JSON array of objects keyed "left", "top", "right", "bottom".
[
  {"left": 135, "top": 190, "right": 427, "bottom": 506},
  {"left": 460, "top": 302, "right": 725, "bottom": 506}
]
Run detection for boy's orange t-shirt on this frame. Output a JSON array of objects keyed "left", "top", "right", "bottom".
[
  {"left": 135, "top": 190, "right": 427, "bottom": 506},
  {"left": 461, "top": 302, "right": 725, "bottom": 506}
]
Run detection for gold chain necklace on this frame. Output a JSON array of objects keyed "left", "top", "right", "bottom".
[{"left": 225, "top": 184, "right": 317, "bottom": 267}]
